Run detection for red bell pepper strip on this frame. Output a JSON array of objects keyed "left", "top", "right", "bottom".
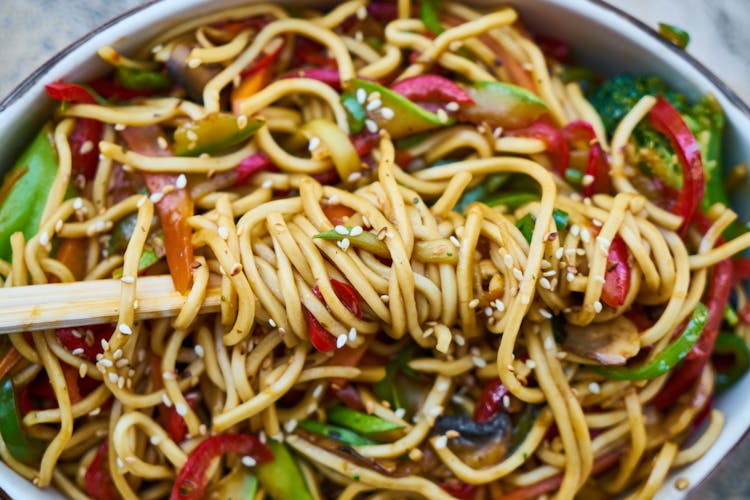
[
  {"left": 306, "top": 279, "right": 363, "bottom": 353},
  {"left": 389, "top": 75, "right": 474, "bottom": 105},
  {"left": 653, "top": 215, "right": 731, "bottom": 409},
  {"left": 120, "top": 126, "right": 195, "bottom": 294},
  {"left": 234, "top": 152, "right": 278, "bottom": 186},
  {"left": 733, "top": 257, "right": 750, "bottom": 285},
  {"left": 165, "top": 393, "right": 200, "bottom": 443},
  {"left": 366, "top": 1, "right": 399, "bottom": 22},
  {"left": 562, "top": 120, "right": 611, "bottom": 197},
  {"left": 282, "top": 67, "right": 342, "bottom": 91},
  {"left": 648, "top": 96, "right": 705, "bottom": 233},
  {"left": 171, "top": 434, "right": 273, "bottom": 500},
  {"left": 506, "top": 121, "right": 569, "bottom": 175},
  {"left": 45, "top": 82, "right": 99, "bottom": 104},
  {"left": 240, "top": 40, "right": 284, "bottom": 78},
  {"left": 534, "top": 35, "right": 571, "bottom": 63},
  {"left": 292, "top": 38, "right": 338, "bottom": 69},
  {"left": 330, "top": 383, "right": 366, "bottom": 412},
  {"left": 473, "top": 378, "right": 510, "bottom": 423},
  {"left": 439, "top": 478, "right": 477, "bottom": 500},
  {"left": 600, "top": 236, "right": 630, "bottom": 307},
  {"left": 57, "top": 324, "right": 113, "bottom": 361},
  {"left": 69, "top": 117, "right": 104, "bottom": 181},
  {"left": 84, "top": 441, "right": 118, "bottom": 500},
  {"left": 322, "top": 204, "right": 356, "bottom": 227},
  {"left": 87, "top": 78, "right": 159, "bottom": 101}
]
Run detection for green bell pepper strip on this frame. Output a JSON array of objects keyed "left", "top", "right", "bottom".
[
  {"left": 510, "top": 404, "right": 541, "bottom": 452},
  {"left": 255, "top": 440, "right": 314, "bottom": 500},
  {"left": 694, "top": 95, "right": 727, "bottom": 211},
  {"left": 314, "top": 227, "right": 390, "bottom": 258},
  {"left": 374, "top": 346, "right": 417, "bottom": 409},
  {"left": 0, "top": 124, "right": 58, "bottom": 261},
  {"left": 516, "top": 209, "right": 569, "bottom": 243},
  {"left": 173, "top": 112, "right": 264, "bottom": 157},
  {"left": 713, "top": 332, "right": 750, "bottom": 392},
  {"left": 658, "top": 23, "right": 690, "bottom": 49},
  {"left": 326, "top": 405, "right": 404, "bottom": 436},
  {"left": 117, "top": 66, "right": 172, "bottom": 92},
  {"left": 297, "top": 419, "right": 376, "bottom": 446},
  {"left": 593, "top": 303, "right": 708, "bottom": 380},
  {"left": 347, "top": 78, "right": 453, "bottom": 139},
  {"left": 341, "top": 91, "right": 366, "bottom": 134},
  {"left": 484, "top": 192, "right": 539, "bottom": 210},
  {"left": 0, "top": 378, "right": 44, "bottom": 464},
  {"left": 207, "top": 466, "right": 258, "bottom": 500},
  {"left": 454, "top": 173, "right": 510, "bottom": 213},
  {"left": 564, "top": 168, "right": 584, "bottom": 186},
  {"left": 724, "top": 305, "right": 739, "bottom": 327},
  {"left": 109, "top": 212, "right": 163, "bottom": 278},
  {"left": 421, "top": 0, "right": 445, "bottom": 35}
]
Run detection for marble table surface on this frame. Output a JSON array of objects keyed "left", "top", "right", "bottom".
[{"left": 0, "top": 1, "right": 749, "bottom": 498}]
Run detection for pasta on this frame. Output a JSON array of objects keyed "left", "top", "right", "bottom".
[{"left": 0, "top": 1, "right": 748, "bottom": 499}]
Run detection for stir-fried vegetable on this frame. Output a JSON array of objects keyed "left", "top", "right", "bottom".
[
  {"left": 298, "top": 419, "right": 376, "bottom": 446},
  {"left": 255, "top": 441, "right": 314, "bottom": 500},
  {"left": 0, "top": 124, "right": 58, "bottom": 261},
  {"left": 173, "top": 113, "right": 263, "bottom": 157},
  {"left": 0, "top": 379, "right": 43, "bottom": 464},
  {"left": 658, "top": 23, "right": 690, "bottom": 49},
  {"left": 712, "top": 332, "right": 750, "bottom": 392}
]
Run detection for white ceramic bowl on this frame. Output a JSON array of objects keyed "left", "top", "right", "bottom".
[{"left": 1, "top": 1, "right": 749, "bottom": 498}]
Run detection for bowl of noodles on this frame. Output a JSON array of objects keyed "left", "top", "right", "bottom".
[{"left": 1, "top": 0, "right": 750, "bottom": 499}]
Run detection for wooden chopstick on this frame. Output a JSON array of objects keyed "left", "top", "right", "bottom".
[{"left": 0, "top": 275, "right": 221, "bottom": 334}]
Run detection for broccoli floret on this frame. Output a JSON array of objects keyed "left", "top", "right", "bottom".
[{"left": 589, "top": 75, "right": 724, "bottom": 203}]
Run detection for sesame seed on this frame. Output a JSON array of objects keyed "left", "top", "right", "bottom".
[
  {"left": 581, "top": 229, "right": 591, "bottom": 243},
  {"left": 544, "top": 337, "right": 555, "bottom": 350},
  {"left": 113, "top": 349, "right": 123, "bottom": 360},
  {"left": 116, "top": 359, "right": 129, "bottom": 368},
  {"left": 55, "top": 219, "right": 63, "bottom": 232},
  {"left": 493, "top": 127, "right": 504, "bottom": 138},
  {"left": 356, "top": 5, "right": 367, "bottom": 19},
  {"left": 162, "top": 393, "right": 172, "bottom": 407},
  {"left": 502, "top": 395, "right": 511, "bottom": 408},
  {"left": 337, "top": 238, "right": 351, "bottom": 251},
  {"left": 539, "top": 308, "right": 553, "bottom": 319},
  {"left": 592, "top": 218, "right": 603, "bottom": 227},
  {"left": 566, "top": 272, "right": 575, "bottom": 282},
  {"left": 596, "top": 236, "right": 611, "bottom": 251},
  {"left": 261, "top": 179, "right": 273, "bottom": 189},
  {"left": 473, "top": 356, "right": 487, "bottom": 368},
  {"left": 365, "top": 119, "right": 378, "bottom": 133},
  {"left": 163, "top": 371, "right": 176, "bottom": 380},
  {"left": 593, "top": 301, "right": 603, "bottom": 313},
  {"left": 555, "top": 248, "right": 565, "bottom": 260},
  {"left": 242, "top": 455, "right": 257, "bottom": 467},
  {"left": 570, "top": 224, "right": 580, "bottom": 237},
  {"left": 108, "top": 372, "right": 119, "bottom": 383},
  {"left": 334, "top": 225, "right": 349, "bottom": 235},
  {"left": 120, "top": 275, "right": 134, "bottom": 284},
  {"left": 348, "top": 327, "right": 357, "bottom": 342},
  {"left": 114, "top": 124, "right": 126, "bottom": 131},
  {"left": 116, "top": 457, "right": 124, "bottom": 469},
  {"left": 175, "top": 403, "right": 188, "bottom": 416},
  {"left": 356, "top": 88, "right": 367, "bottom": 104},
  {"left": 454, "top": 334, "right": 466, "bottom": 346},
  {"left": 437, "top": 380, "right": 450, "bottom": 392},
  {"left": 328, "top": 194, "right": 340, "bottom": 204},
  {"left": 484, "top": 307, "right": 493, "bottom": 317},
  {"left": 236, "top": 114, "right": 248, "bottom": 130},
  {"left": 436, "top": 108, "right": 449, "bottom": 123},
  {"left": 313, "top": 385, "right": 325, "bottom": 399},
  {"left": 194, "top": 345, "right": 204, "bottom": 358},
  {"left": 71, "top": 348, "right": 84, "bottom": 356},
  {"left": 157, "top": 136, "right": 168, "bottom": 150},
  {"left": 495, "top": 300, "right": 505, "bottom": 312},
  {"left": 380, "top": 294, "right": 390, "bottom": 302},
  {"left": 187, "top": 58, "right": 201, "bottom": 68},
  {"left": 175, "top": 174, "right": 187, "bottom": 189},
  {"left": 366, "top": 99, "right": 382, "bottom": 111},
  {"left": 268, "top": 318, "right": 277, "bottom": 328},
  {"left": 350, "top": 225, "right": 363, "bottom": 236},
  {"left": 336, "top": 334, "right": 347, "bottom": 348},
  {"left": 150, "top": 435, "right": 162, "bottom": 445},
  {"left": 539, "top": 277, "right": 552, "bottom": 290},
  {"left": 445, "top": 101, "right": 460, "bottom": 112},
  {"left": 380, "top": 107, "right": 394, "bottom": 120},
  {"left": 543, "top": 269, "right": 557, "bottom": 277},
  {"left": 513, "top": 267, "right": 524, "bottom": 281},
  {"left": 503, "top": 254, "right": 514, "bottom": 268},
  {"left": 526, "top": 359, "right": 537, "bottom": 369},
  {"left": 284, "top": 419, "right": 298, "bottom": 433},
  {"left": 434, "top": 435, "right": 448, "bottom": 449},
  {"left": 308, "top": 136, "right": 321, "bottom": 151},
  {"left": 101, "top": 339, "right": 109, "bottom": 350},
  {"left": 118, "top": 324, "right": 132, "bottom": 335},
  {"left": 347, "top": 172, "right": 362, "bottom": 183},
  {"left": 449, "top": 235, "right": 460, "bottom": 247},
  {"left": 217, "top": 226, "right": 229, "bottom": 240},
  {"left": 468, "top": 299, "right": 480, "bottom": 309},
  {"left": 394, "top": 407, "right": 406, "bottom": 418},
  {"left": 588, "top": 382, "right": 601, "bottom": 394},
  {"left": 582, "top": 174, "right": 595, "bottom": 186},
  {"left": 149, "top": 191, "right": 164, "bottom": 204},
  {"left": 39, "top": 232, "right": 49, "bottom": 246},
  {"left": 99, "top": 359, "right": 113, "bottom": 368}
]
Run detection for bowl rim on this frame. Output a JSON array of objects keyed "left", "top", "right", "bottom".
[{"left": 0, "top": 0, "right": 749, "bottom": 497}]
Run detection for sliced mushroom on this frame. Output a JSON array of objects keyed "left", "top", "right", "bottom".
[
  {"left": 563, "top": 315, "right": 640, "bottom": 366},
  {"left": 433, "top": 413, "right": 512, "bottom": 468},
  {"left": 166, "top": 42, "right": 223, "bottom": 102}
]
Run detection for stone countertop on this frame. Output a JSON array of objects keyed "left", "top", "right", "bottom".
[{"left": 0, "top": 1, "right": 749, "bottom": 498}]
